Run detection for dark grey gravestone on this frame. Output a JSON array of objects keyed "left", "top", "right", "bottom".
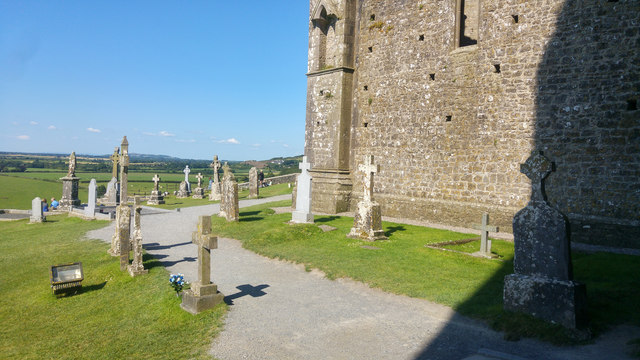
[{"left": 503, "top": 151, "right": 587, "bottom": 329}]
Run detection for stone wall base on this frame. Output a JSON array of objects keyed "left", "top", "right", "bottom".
[
  {"left": 180, "top": 289, "right": 225, "bottom": 315},
  {"left": 503, "top": 274, "right": 588, "bottom": 329},
  {"left": 310, "top": 169, "right": 352, "bottom": 214}
]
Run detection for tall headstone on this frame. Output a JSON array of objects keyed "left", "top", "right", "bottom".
[
  {"left": 219, "top": 163, "right": 239, "bottom": 222},
  {"left": 291, "top": 174, "right": 299, "bottom": 210},
  {"left": 59, "top": 152, "right": 81, "bottom": 210},
  {"left": 181, "top": 215, "right": 225, "bottom": 314},
  {"left": 119, "top": 137, "right": 129, "bottom": 204},
  {"left": 192, "top": 172, "right": 205, "bottom": 199},
  {"left": 128, "top": 197, "right": 148, "bottom": 277},
  {"left": 147, "top": 174, "right": 165, "bottom": 205},
  {"left": 503, "top": 152, "right": 587, "bottom": 329},
  {"left": 183, "top": 165, "right": 191, "bottom": 192},
  {"left": 348, "top": 155, "right": 387, "bottom": 241},
  {"left": 109, "top": 205, "right": 131, "bottom": 267},
  {"left": 248, "top": 167, "right": 259, "bottom": 199},
  {"left": 209, "top": 155, "right": 222, "bottom": 201},
  {"left": 84, "top": 179, "right": 97, "bottom": 217},
  {"left": 30, "top": 197, "right": 45, "bottom": 223},
  {"left": 291, "top": 157, "right": 314, "bottom": 223},
  {"left": 109, "top": 147, "right": 119, "bottom": 180}
]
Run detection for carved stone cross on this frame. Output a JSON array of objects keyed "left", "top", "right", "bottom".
[
  {"left": 520, "top": 151, "right": 552, "bottom": 204},
  {"left": 358, "top": 155, "right": 379, "bottom": 202},
  {"left": 222, "top": 162, "right": 231, "bottom": 175},
  {"left": 191, "top": 216, "right": 218, "bottom": 296},
  {"left": 152, "top": 174, "right": 161, "bottom": 191},
  {"left": 196, "top": 173, "right": 203, "bottom": 188},
  {"left": 299, "top": 157, "right": 311, "bottom": 172},
  {"left": 110, "top": 147, "right": 119, "bottom": 179},
  {"left": 210, "top": 155, "right": 221, "bottom": 183},
  {"left": 472, "top": 213, "right": 499, "bottom": 255}
]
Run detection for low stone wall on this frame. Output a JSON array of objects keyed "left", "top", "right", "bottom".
[{"left": 238, "top": 173, "right": 298, "bottom": 191}]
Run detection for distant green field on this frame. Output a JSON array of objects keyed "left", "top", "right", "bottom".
[{"left": 0, "top": 175, "right": 88, "bottom": 209}]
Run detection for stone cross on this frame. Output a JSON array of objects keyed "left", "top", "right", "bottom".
[
  {"left": 520, "top": 151, "right": 552, "bottom": 204},
  {"left": 128, "top": 197, "right": 148, "bottom": 276},
  {"left": 152, "top": 174, "right": 160, "bottom": 192},
  {"left": 472, "top": 213, "right": 498, "bottom": 255},
  {"left": 67, "top": 152, "right": 76, "bottom": 177},
  {"left": 191, "top": 215, "right": 218, "bottom": 296},
  {"left": 291, "top": 156, "right": 313, "bottom": 223},
  {"left": 183, "top": 165, "right": 191, "bottom": 192},
  {"left": 196, "top": 173, "right": 203, "bottom": 188},
  {"left": 119, "top": 136, "right": 129, "bottom": 204},
  {"left": 358, "top": 155, "right": 379, "bottom": 202},
  {"left": 210, "top": 155, "right": 221, "bottom": 183},
  {"left": 110, "top": 147, "right": 119, "bottom": 179}
]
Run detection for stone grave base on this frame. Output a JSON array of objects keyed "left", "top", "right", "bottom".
[
  {"left": 128, "top": 265, "right": 148, "bottom": 277},
  {"left": 291, "top": 210, "right": 314, "bottom": 224},
  {"left": 503, "top": 274, "right": 588, "bottom": 329},
  {"left": 147, "top": 192, "right": 165, "bottom": 205},
  {"left": 180, "top": 288, "right": 225, "bottom": 315},
  {"left": 176, "top": 191, "right": 190, "bottom": 198},
  {"left": 192, "top": 188, "right": 205, "bottom": 199},
  {"left": 209, "top": 192, "right": 221, "bottom": 201},
  {"left": 347, "top": 200, "right": 387, "bottom": 241}
]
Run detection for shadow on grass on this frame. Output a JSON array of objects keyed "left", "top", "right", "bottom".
[
  {"left": 315, "top": 216, "right": 340, "bottom": 223},
  {"left": 224, "top": 284, "right": 270, "bottom": 305},
  {"left": 240, "top": 211, "right": 261, "bottom": 217},
  {"left": 240, "top": 217, "right": 264, "bottom": 222},
  {"left": 385, "top": 225, "right": 406, "bottom": 236},
  {"left": 79, "top": 281, "right": 107, "bottom": 294}
]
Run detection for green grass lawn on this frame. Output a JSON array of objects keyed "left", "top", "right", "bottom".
[
  {"left": 209, "top": 200, "right": 640, "bottom": 344},
  {"left": 0, "top": 215, "right": 225, "bottom": 359},
  {"left": 0, "top": 175, "right": 89, "bottom": 209}
]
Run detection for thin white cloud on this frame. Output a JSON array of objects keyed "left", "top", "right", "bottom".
[
  {"left": 29, "top": 121, "right": 38, "bottom": 126},
  {"left": 216, "top": 138, "right": 240, "bottom": 144},
  {"left": 48, "top": 125, "right": 56, "bottom": 130},
  {"left": 87, "top": 127, "right": 101, "bottom": 133},
  {"left": 251, "top": 143, "right": 261, "bottom": 147},
  {"left": 283, "top": 144, "right": 289, "bottom": 148},
  {"left": 143, "top": 132, "right": 156, "bottom": 136},
  {"left": 159, "top": 130, "right": 175, "bottom": 137},
  {"left": 17, "top": 135, "right": 30, "bottom": 140}
]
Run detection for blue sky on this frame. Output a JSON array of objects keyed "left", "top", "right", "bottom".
[{"left": 0, "top": 1, "right": 309, "bottom": 160}]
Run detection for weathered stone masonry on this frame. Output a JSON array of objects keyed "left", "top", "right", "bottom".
[{"left": 305, "top": 0, "right": 640, "bottom": 248}]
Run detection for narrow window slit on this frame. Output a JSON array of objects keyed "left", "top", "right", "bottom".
[
  {"left": 494, "top": 64, "right": 501, "bottom": 73},
  {"left": 512, "top": 15, "right": 519, "bottom": 23},
  {"left": 370, "top": 14, "right": 375, "bottom": 21},
  {"left": 419, "top": 34, "right": 424, "bottom": 41},
  {"left": 364, "top": 85, "right": 368, "bottom": 91},
  {"left": 363, "top": 122, "right": 369, "bottom": 128},
  {"left": 445, "top": 115, "right": 452, "bottom": 122},
  {"left": 627, "top": 99, "right": 638, "bottom": 111},
  {"left": 429, "top": 73, "right": 435, "bottom": 80},
  {"left": 368, "top": 46, "right": 373, "bottom": 53}
]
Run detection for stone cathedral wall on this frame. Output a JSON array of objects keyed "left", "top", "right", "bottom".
[{"left": 306, "top": 0, "right": 640, "bottom": 247}]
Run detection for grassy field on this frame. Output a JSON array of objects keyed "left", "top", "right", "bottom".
[
  {"left": 209, "top": 200, "right": 640, "bottom": 345},
  {"left": 0, "top": 171, "right": 293, "bottom": 210},
  {"left": 0, "top": 215, "right": 225, "bottom": 359}
]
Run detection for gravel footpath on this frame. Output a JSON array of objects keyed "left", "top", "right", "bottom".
[{"left": 86, "top": 196, "right": 640, "bottom": 360}]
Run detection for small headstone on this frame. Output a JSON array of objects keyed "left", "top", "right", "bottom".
[
  {"left": 318, "top": 224, "right": 336, "bottom": 232},
  {"left": 219, "top": 163, "right": 239, "bottom": 222},
  {"left": 248, "top": 167, "right": 259, "bottom": 199},
  {"left": 101, "top": 177, "right": 118, "bottom": 206},
  {"left": 192, "top": 173, "right": 205, "bottom": 199},
  {"left": 183, "top": 165, "right": 191, "bottom": 192},
  {"left": 291, "top": 156, "right": 314, "bottom": 223},
  {"left": 503, "top": 152, "right": 587, "bottom": 329},
  {"left": 209, "top": 155, "right": 222, "bottom": 201},
  {"left": 181, "top": 215, "right": 224, "bottom": 314},
  {"left": 128, "top": 197, "right": 148, "bottom": 277},
  {"left": 348, "top": 155, "right": 387, "bottom": 241},
  {"left": 30, "top": 197, "right": 45, "bottom": 223},
  {"left": 147, "top": 174, "right": 165, "bottom": 205},
  {"left": 472, "top": 213, "right": 498, "bottom": 258},
  {"left": 176, "top": 181, "right": 190, "bottom": 198},
  {"left": 59, "top": 152, "right": 81, "bottom": 210},
  {"left": 84, "top": 179, "right": 97, "bottom": 217}
]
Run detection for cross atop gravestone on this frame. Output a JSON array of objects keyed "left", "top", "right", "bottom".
[
  {"left": 110, "top": 147, "right": 119, "bottom": 179},
  {"left": 222, "top": 162, "right": 230, "bottom": 175},
  {"left": 472, "top": 213, "right": 499, "bottom": 255},
  {"left": 299, "top": 156, "right": 311, "bottom": 172},
  {"left": 152, "top": 174, "right": 160, "bottom": 192},
  {"left": 210, "top": 155, "right": 221, "bottom": 182},
  {"left": 358, "top": 155, "right": 379, "bottom": 202},
  {"left": 521, "top": 151, "right": 552, "bottom": 203},
  {"left": 190, "top": 216, "right": 218, "bottom": 296},
  {"left": 196, "top": 173, "right": 203, "bottom": 188}
]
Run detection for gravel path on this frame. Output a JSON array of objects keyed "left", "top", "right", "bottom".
[{"left": 86, "top": 196, "right": 640, "bottom": 360}]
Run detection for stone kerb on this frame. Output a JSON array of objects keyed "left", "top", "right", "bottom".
[{"left": 503, "top": 152, "right": 587, "bottom": 329}]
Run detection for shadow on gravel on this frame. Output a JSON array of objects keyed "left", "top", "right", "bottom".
[
  {"left": 144, "top": 241, "right": 192, "bottom": 251},
  {"left": 143, "top": 253, "right": 196, "bottom": 269},
  {"left": 224, "top": 284, "right": 270, "bottom": 305}
]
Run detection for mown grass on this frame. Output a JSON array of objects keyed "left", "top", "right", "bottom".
[
  {"left": 0, "top": 215, "right": 225, "bottom": 359},
  {"left": 210, "top": 200, "right": 640, "bottom": 345},
  {"left": 0, "top": 175, "right": 89, "bottom": 209}
]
